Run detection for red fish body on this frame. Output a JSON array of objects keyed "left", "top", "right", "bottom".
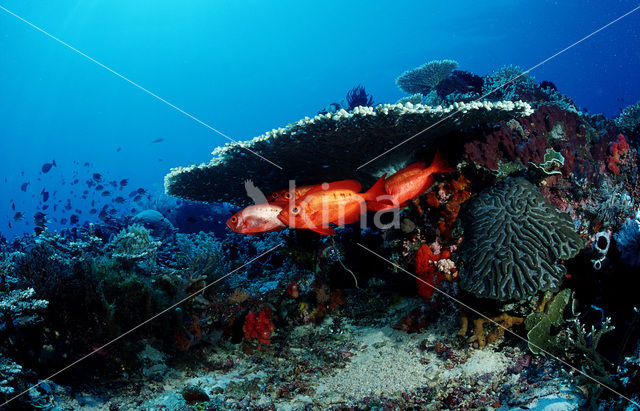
[
  {"left": 278, "top": 177, "right": 386, "bottom": 235},
  {"left": 226, "top": 203, "right": 287, "bottom": 235},
  {"left": 367, "top": 151, "right": 455, "bottom": 211},
  {"left": 268, "top": 184, "right": 316, "bottom": 204}
]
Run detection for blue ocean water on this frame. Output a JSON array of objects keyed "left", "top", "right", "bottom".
[{"left": 1, "top": 0, "right": 639, "bottom": 238}]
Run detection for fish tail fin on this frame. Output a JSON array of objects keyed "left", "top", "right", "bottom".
[
  {"left": 53, "top": 159, "right": 57, "bottom": 167},
  {"left": 363, "top": 174, "right": 387, "bottom": 202},
  {"left": 429, "top": 150, "right": 456, "bottom": 174}
]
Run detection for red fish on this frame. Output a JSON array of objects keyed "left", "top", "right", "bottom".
[
  {"left": 278, "top": 176, "right": 386, "bottom": 235},
  {"left": 268, "top": 184, "right": 317, "bottom": 204},
  {"left": 367, "top": 150, "right": 455, "bottom": 211},
  {"left": 226, "top": 203, "right": 287, "bottom": 235}
]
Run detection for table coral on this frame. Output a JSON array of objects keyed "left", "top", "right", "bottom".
[
  {"left": 457, "top": 177, "right": 583, "bottom": 301},
  {"left": 396, "top": 59, "right": 459, "bottom": 95},
  {"left": 165, "top": 101, "right": 533, "bottom": 205}
]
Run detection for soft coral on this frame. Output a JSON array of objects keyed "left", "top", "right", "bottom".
[
  {"left": 415, "top": 244, "right": 456, "bottom": 300},
  {"left": 243, "top": 306, "right": 275, "bottom": 346}
]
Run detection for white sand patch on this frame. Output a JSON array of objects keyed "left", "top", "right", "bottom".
[
  {"left": 429, "top": 347, "right": 510, "bottom": 381},
  {"left": 314, "top": 326, "right": 428, "bottom": 402}
]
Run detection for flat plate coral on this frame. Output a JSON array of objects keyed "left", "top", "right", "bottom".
[{"left": 164, "top": 101, "right": 533, "bottom": 205}]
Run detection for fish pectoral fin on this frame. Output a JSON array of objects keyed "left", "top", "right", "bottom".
[{"left": 309, "top": 225, "right": 336, "bottom": 235}]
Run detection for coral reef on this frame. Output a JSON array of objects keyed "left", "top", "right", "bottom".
[
  {"left": 614, "top": 210, "right": 640, "bottom": 267},
  {"left": 107, "top": 224, "right": 161, "bottom": 265},
  {"left": 396, "top": 59, "right": 459, "bottom": 95},
  {"left": 396, "top": 92, "right": 423, "bottom": 105},
  {"left": 414, "top": 243, "right": 455, "bottom": 300},
  {"left": 242, "top": 306, "right": 275, "bottom": 346},
  {"left": 615, "top": 100, "right": 640, "bottom": 134},
  {"left": 7, "top": 61, "right": 640, "bottom": 410},
  {"left": 457, "top": 177, "right": 583, "bottom": 300},
  {"left": 165, "top": 100, "right": 533, "bottom": 204}
]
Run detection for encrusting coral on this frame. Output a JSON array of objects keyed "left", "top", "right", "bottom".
[
  {"left": 164, "top": 100, "right": 533, "bottom": 204},
  {"left": 457, "top": 177, "right": 583, "bottom": 301},
  {"left": 464, "top": 313, "right": 524, "bottom": 348},
  {"left": 524, "top": 288, "right": 571, "bottom": 355}
]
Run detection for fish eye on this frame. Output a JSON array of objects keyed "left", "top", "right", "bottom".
[
  {"left": 292, "top": 207, "right": 299, "bottom": 215},
  {"left": 230, "top": 216, "right": 238, "bottom": 223},
  {"left": 285, "top": 192, "right": 292, "bottom": 199}
]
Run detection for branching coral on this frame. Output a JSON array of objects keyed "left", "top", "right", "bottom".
[
  {"left": 457, "top": 178, "right": 583, "bottom": 300},
  {"left": 481, "top": 66, "right": 579, "bottom": 112},
  {"left": 567, "top": 316, "right": 615, "bottom": 386},
  {"left": 107, "top": 224, "right": 161, "bottom": 265},
  {"left": 482, "top": 66, "right": 537, "bottom": 99},
  {"left": 396, "top": 93, "right": 423, "bottom": 105},
  {"left": 0, "top": 287, "right": 47, "bottom": 399},
  {"left": 0, "top": 356, "right": 22, "bottom": 396},
  {"left": 590, "top": 182, "right": 635, "bottom": 229},
  {"left": 615, "top": 100, "right": 640, "bottom": 134},
  {"left": 396, "top": 59, "right": 458, "bottom": 95},
  {"left": 176, "top": 232, "right": 231, "bottom": 282},
  {"left": 0, "top": 288, "right": 48, "bottom": 330}
]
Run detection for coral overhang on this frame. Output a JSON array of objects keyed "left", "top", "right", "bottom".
[{"left": 164, "top": 101, "right": 533, "bottom": 205}]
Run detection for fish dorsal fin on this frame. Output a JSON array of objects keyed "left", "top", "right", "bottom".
[
  {"left": 362, "top": 174, "right": 387, "bottom": 202},
  {"left": 401, "top": 162, "right": 427, "bottom": 172}
]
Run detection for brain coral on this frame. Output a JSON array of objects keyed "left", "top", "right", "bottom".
[
  {"left": 457, "top": 177, "right": 583, "bottom": 301},
  {"left": 165, "top": 101, "right": 533, "bottom": 205}
]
